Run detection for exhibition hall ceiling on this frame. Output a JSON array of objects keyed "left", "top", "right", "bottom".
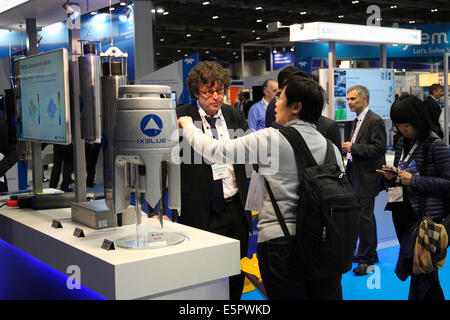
[
  {"left": 1, "top": 0, "right": 450, "bottom": 67},
  {"left": 149, "top": 0, "right": 450, "bottom": 66}
]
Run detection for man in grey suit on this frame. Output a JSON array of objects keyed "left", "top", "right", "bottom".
[{"left": 342, "top": 85, "right": 387, "bottom": 275}]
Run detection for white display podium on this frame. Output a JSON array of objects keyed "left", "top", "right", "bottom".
[{"left": 0, "top": 205, "right": 240, "bottom": 300}]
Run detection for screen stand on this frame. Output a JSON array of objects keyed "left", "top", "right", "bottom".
[{"left": 31, "top": 142, "right": 43, "bottom": 194}]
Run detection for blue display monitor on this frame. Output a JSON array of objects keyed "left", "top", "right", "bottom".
[
  {"left": 15, "top": 48, "right": 71, "bottom": 144},
  {"left": 333, "top": 68, "right": 394, "bottom": 121}
]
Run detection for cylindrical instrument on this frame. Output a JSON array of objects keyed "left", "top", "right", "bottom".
[{"left": 79, "top": 43, "right": 102, "bottom": 143}]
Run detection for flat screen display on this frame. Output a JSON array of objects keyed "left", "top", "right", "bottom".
[
  {"left": 333, "top": 68, "right": 394, "bottom": 120},
  {"left": 16, "top": 48, "right": 71, "bottom": 144}
]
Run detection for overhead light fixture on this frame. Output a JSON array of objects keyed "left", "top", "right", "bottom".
[
  {"left": 255, "top": 7, "right": 262, "bottom": 10},
  {"left": 226, "top": 41, "right": 231, "bottom": 45},
  {"left": 390, "top": 5, "right": 397, "bottom": 9},
  {"left": 202, "top": 1, "right": 210, "bottom": 5},
  {"left": 256, "top": 36, "right": 261, "bottom": 40},
  {"left": 409, "top": 20, "right": 415, "bottom": 24},
  {"left": 160, "top": 38, "right": 165, "bottom": 42},
  {"left": 431, "top": 9, "right": 438, "bottom": 12},
  {"left": 90, "top": 11, "right": 98, "bottom": 15},
  {"left": 120, "top": 2, "right": 126, "bottom": 5},
  {"left": 163, "top": 11, "right": 169, "bottom": 15},
  {"left": 338, "top": 15, "right": 344, "bottom": 18},
  {"left": 205, "top": 50, "right": 210, "bottom": 54},
  {"left": 212, "top": 15, "right": 219, "bottom": 19},
  {"left": 0, "top": 0, "right": 30, "bottom": 14},
  {"left": 256, "top": 19, "right": 263, "bottom": 23},
  {"left": 177, "top": 49, "right": 181, "bottom": 53},
  {"left": 156, "top": 8, "right": 164, "bottom": 13},
  {"left": 300, "top": 11, "right": 307, "bottom": 15},
  {"left": 220, "top": 35, "right": 226, "bottom": 39},
  {"left": 352, "top": 0, "right": 359, "bottom": 3},
  {"left": 186, "top": 33, "right": 191, "bottom": 37}
]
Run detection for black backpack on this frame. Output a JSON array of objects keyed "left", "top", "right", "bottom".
[{"left": 264, "top": 126, "right": 361, "bottom": 278}]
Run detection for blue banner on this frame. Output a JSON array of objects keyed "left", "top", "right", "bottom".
[
  {"left": 294, "top": 55, "right": 312, "bottom": 73},
  {"left": 179, "top": 53, "right": 199, "bottom": 105}
]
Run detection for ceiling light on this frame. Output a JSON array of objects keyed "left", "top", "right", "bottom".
[
  {"left": 256, "top": 19, "right": 263, "bottom": 23},
  {"left": 338, "top": 15, "right": 344, "bottom": 18},
  {"left": 156, "top": 52, "right": 160, "bottom": 55},
  {"left": 212, "top": 15, "right": 219, "bottom": 19},
  {"left": 186, "top": 33, "right": 191, "bottom": 37},
  {"left": 163, "top": 11, "right": 169, "bottom": 15},
  {"left": 90, "top": 11, "right": 98, "bottom": 15},
  {"left": 226, "top": 41, "right": 231, "bottom": 45},
  {"left": 221, "top": 35, "right": 226, "bottom": 39},
  {"left": 300, "top": 11, "right": 307, "bottom": 15},
  {"left": 390, "top": 5, "right": 397, "bottom": 9},
  {"left": 120, "top": 2, "right": 126, "bottom": 5},
  {"left": 156, "top": 8, "right": 164, "bottom": 13},
  {"left": 203, "top": 1, "right": 210, "bottom": 5},
  {"left": 431, "top": 9, "right": 438, "bottom": 12},
  {"left": 233, "top": 52, "right": 237, "bottom": 55},
  {"left": 177, "top": 49, "right": 181, "bottom": 53},
  {"left": 290, "top": 47, "right": 295, "bottom": 52},
  {"left": 151, "top": 9, "right": 155, "bottom": 13},
  {"left": 273, "top": 49, "right": 277, "bottom": 53},
  {"left": 205, "top": 50, "right": 210, "bottom": 54},
  {"left": 160, "top": 38, "right": 165, "bottom": 41},
  {"left": 352, "top": 0, "right": 359, "bottom": 3},
  {"left": 255, "top": 7, "right": 262, "bottom": 10},
  {"left": 0, "top": 0, "right": 30, "bottom": 14},
  {"left": 256, "top": 37, "right": 261, "bottom": 40},
  {"left": 409, "top": 20, "right": 415, "bottom": 24}
]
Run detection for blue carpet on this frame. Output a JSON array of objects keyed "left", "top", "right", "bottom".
[{"left": 242, "top": 244, "right": 450, "bottom": 300}]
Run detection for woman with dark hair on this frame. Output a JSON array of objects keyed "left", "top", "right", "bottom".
[
  {"left": 178, "top": 74, "right": 345, "bottom": 300},
  {"left": 377, "top": 94, "right": 450, "bottom": 300}
]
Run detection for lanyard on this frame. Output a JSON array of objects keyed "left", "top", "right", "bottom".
[{"left": 399, "top": 141, "right": 419, "bottom": 165}]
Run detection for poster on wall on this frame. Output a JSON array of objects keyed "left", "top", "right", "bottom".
[{"left": 320, "top": 68, "right": 394, "bottom": 120}]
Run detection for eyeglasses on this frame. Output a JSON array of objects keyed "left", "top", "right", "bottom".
[{"left": 199, "top": 87, "right": 225, "bottom": 98}]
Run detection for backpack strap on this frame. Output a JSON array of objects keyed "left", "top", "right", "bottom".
[
  {"left": 279, "top": 126, "right": 338, "bottom": 168},
  {"left": 279, "top": 126, "right": 316, "bottom": 168}
]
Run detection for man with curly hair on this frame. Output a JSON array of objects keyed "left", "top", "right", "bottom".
[{"left": 176, "top": 61, "right": 251, "bottom": 300}]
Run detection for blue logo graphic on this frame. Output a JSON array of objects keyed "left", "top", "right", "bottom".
[{"left": 140, "top": 114, "right": 163, "bottom": 137}]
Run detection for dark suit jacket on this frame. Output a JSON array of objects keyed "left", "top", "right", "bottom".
[
  {"left": 424, "top": 96, "right": 443, "bottom": 138},
  {"left": 316, "top": 115, "right": 342, "bottom": 153},
  {"left": 347, "top": 109, "right": 387, "bottom": 198},
  {"left": 176, "top": 101, "right": 252, "bottom": 232}
]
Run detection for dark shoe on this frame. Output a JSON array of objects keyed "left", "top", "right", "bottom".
[{"left": 353, "top": 263, "right": 375, "bottom": 275}]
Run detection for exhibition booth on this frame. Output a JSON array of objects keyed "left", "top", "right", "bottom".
[{"left": 0, "top": 1, "right": 449, "bottom": 300}]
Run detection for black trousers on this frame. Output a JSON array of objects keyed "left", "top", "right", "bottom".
[
  {"left": 207, "top": 195, "right": 249, "bottom": 300},
  {"left": 50, "top": 144, "right": 73, "bottom": 190},
  {"left": 85, "top": 143, "right": 101, "bottom": 186},
  {"left": 355, "top": 196, "right": 379, "bottom": 264},
  {"left": 257, "top": 237, "right": 343, "bottom": 300}
]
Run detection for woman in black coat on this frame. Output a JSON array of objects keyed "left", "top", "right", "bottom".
[{"left": 378, "top": 94, "right": 450, "bottom": 300}]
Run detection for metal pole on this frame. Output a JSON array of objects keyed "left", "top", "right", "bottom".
[
  {"left": 26, "top": 18, "right": 43, "bottom": 194},
  {"left": 380, "top": 44, "right": 387, "bottom": 68},
  {"left": 241, "top": 43, "right": 245, "bottom": 80},
  {"left": 328, "top": 41, "right": 336, "bottom": 119},
  {"left": 68, "top": 25, "right": 86, "bottom": 202},
  {"left": 444, "top": 53, "right": 449, "bottom": 146}
]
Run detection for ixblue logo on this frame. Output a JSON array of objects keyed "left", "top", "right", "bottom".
[{"left": 140, "top": 114, "right": 163, "bottom": 137}]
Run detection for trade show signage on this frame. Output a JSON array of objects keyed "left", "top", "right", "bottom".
[{"left": 295, "top": 23, "right": 450, "bottom": 59}]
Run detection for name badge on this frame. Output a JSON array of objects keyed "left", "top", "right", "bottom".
[
  {"left": 211, "top": 164, "right": 229, "bottom": 181},
  {"left": 388, "top": 186, "right": 403, "bottom": 203}
]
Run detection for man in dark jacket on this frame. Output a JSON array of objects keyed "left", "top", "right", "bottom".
[
  {"left": 265, "top": 66, "right": 342, "bottom": 152},
  {"left": 342, "top": 85, "right": 387, "bottom": 275},
  {"left": 176, "top": 61, "right": 251, "bottom": 300},
  {"left": 423, "top": 83, "right": 443, "bottom": 139}
]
